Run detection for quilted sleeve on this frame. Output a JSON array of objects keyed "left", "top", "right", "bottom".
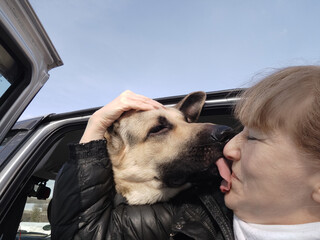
[{"left": 50, "top": 140, "right": 116, "bottom": 240}]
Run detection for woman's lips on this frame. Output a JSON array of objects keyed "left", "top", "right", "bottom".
[{"left": 231, "top": 172, "right": 240, "bottom": 181}]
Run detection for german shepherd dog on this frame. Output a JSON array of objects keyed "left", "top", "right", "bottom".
[{"left": 104, "top": 92, "right": 233, "bottom": 205}]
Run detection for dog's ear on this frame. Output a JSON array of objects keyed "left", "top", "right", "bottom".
[
  {"left": 175, "top": 91, "right": 206, "bottom": 123},
  {"left": 104, "top": 122, "right": 125, "bottom": 166}
]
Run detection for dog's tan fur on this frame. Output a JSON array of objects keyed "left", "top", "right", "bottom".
[{"left": 104, "top": 92, "right": 227, "bottom": 205}]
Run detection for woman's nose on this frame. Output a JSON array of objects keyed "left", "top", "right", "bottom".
[{"left": 223, "top": 133, "right": 241, "bottom": 161}]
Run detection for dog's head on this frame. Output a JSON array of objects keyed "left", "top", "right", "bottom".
[{"left": 104, "top": 92, "right": 234, "bottom": 204}]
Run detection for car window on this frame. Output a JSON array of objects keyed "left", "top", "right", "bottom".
[
  {"left": 0, "top": 25, "right": 32, "bottom": 144},
  {"left": 0, "top": 73, "right": 11, "bottom": 97},
  {"left": 17, "top": 180, "right": 54, "bottom": 239},
  {"left": 0, "top": 43, "right": 15, "bottom": 96},
  {"left": 0, "top": 39, "right": 27, "bottom": 106}
]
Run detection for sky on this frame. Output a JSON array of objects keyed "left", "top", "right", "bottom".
[{"left": 21, "top": 0, "right": 320, "bottom": 119}]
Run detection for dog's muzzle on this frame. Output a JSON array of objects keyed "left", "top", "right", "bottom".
[{"left": 159, "top": 125, "right": 236, "bottom": 188}]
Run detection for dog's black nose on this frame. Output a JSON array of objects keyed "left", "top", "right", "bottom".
[{"left": 211, "top": 125, "right": 235, "bottom": 143}]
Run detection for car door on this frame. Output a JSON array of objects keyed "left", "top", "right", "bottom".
[
  {"left": 0, "top": 0, "right": 62, "bottom": 144},
  {"left": 0, "top": 1, "right": 62, "bottom": 238}
]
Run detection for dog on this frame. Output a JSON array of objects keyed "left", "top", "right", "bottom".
[{"left": 104, "top": 91, "right": 233, "bottom": 205}]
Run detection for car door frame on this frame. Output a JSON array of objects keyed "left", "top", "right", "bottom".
[{"left": 0, "top": 0, "right": 62, "bottom": 143}]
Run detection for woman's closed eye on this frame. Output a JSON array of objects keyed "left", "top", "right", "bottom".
[
  {"left": 246, "top": 135, "right": 258, "bottom": 141},
  {"left": 246, "top": 135, "right": 267, "bottom": 142}
]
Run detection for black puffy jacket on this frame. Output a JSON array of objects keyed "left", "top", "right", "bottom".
[{"left": 50, "top": 140, "right": 234, "bottom": 240}]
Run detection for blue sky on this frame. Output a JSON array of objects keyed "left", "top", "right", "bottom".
[{"left": 21, "top": 0, "right": 320, "bottom": 119}]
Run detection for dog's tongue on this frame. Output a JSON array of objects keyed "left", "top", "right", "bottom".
[{"left": 215, "top": 158, "right": 231, "bottom": 193}]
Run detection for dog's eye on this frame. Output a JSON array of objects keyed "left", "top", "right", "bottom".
[{"left": 148, "top": 124, "right": 168, "bottom": 137}]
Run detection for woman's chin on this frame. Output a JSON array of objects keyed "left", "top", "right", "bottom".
[{"left": 223, "top": 189, "right": 239, "bottom": 211}]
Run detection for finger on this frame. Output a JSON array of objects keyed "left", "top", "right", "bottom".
[
  {"left": 117, "top": 92, "right": 162, "bottom": 111},
  {"left": 125, "top": 92, "right": 164, "bottom": 109},
  {"left": 129, "top": 98, "right": 163, "bottom": 110},
  {"left": 119, "top": 100, "right": 157, "bottom": 112}
]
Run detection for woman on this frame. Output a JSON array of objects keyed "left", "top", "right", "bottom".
[
  {"left": 221, "top": 66, "right": 320, "bottom": 239},
  {"left": 50, "top": 66, "right": 320, "bottom": 239}
]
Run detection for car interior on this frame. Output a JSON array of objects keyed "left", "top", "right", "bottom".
[{"left": 1, "top": 120, "right": 87, "bottom": 240}]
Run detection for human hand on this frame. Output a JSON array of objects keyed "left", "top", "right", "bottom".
[{"left": 80, "top": 90, "right": 164, "bottom": 143}]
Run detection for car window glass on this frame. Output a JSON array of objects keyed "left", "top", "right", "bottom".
[
  {"left": 0, "top": 74, "right": 10, "bottom": 96},
  {"left": 0, "top": 43, "right": 20, "bottom": 99},
  {"left": 0, "top": 26, "right": 31, "bottom": 133},
  {"left": 17, "top": 180, "right": 54, "bottom": 239}
]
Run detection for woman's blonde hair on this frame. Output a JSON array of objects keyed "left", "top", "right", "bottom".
[{"left": 235, "top": 65, "right": 320, "bottom": 160}]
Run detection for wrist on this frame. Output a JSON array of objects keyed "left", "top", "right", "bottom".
[{"left": 80, "top": 114, "right": 107, "bottom": 143}]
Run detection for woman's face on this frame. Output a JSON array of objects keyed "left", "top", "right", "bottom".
[{"left": 223, "top": 127, "right": 320, "bottom": 224}]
